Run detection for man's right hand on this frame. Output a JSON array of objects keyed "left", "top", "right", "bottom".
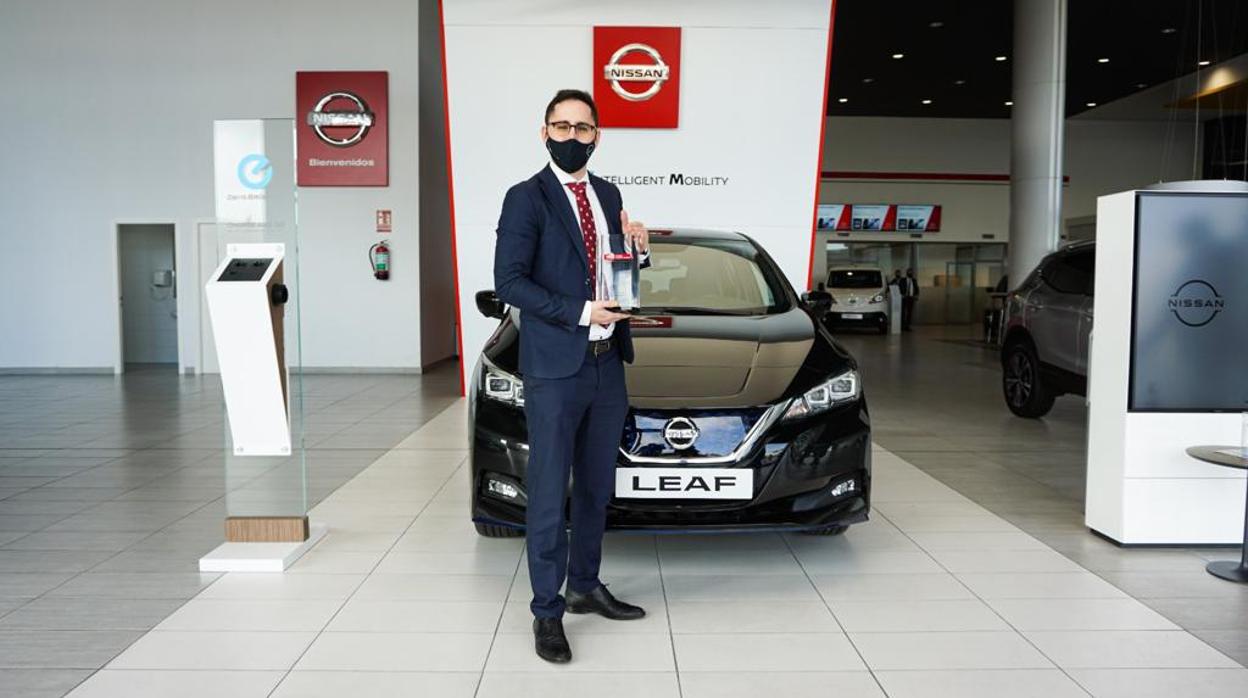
[{"left": 589, "top": 300, "right": 631, "bottom": 326}]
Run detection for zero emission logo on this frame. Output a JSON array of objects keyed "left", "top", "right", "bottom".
[{"left": 237, "top": 153, "right": 273, "bottom": 190}]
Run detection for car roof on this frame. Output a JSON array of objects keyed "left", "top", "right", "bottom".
[
  {"left": 827, "top": 265, "right": 885, "bottom": 273},
  {"left": 648, "top": 228, "right": 749, "bottom": 241}
]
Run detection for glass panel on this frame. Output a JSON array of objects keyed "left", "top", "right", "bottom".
[
  {"left": 211, "top": 119, "right": 306, "bottom": 519},
  {"left": 944, "top": 261, "right": 975, "bottom": 324}
]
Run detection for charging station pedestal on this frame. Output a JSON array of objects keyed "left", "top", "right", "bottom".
[{"left": 205, "top": 245, "right": 291, "bottom": 459}]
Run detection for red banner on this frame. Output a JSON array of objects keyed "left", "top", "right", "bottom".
[
  {"left": 817, "top": 204, "right": 941, "bottom": 232},
  {"left": 593, "top": 27, "right": 681, "bottom": 128},
  {"left": 296, "top": 71, "right": 389, "bottom": 186}
]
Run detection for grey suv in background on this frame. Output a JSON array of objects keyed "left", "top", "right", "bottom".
[{"left": 1000, "top": 241, "right": 1095, "bottom": 417}]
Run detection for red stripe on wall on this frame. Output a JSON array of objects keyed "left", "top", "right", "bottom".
[
  {"left": 822, "top": 171, "right": 1071, "bottom": 183},
  {"left": 438, "top": 0, "right": 467, "bottom": 397},
  {"left": 806, "top": 0, "right": 838, "bottom": 291}
]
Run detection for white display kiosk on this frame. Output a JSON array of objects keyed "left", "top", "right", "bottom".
[
  {"left": 1086, "top": 181, "right": 1248, "bottom": 545},
  {"left": 888, "top": 292, "right": 902, "bottom": 334},
  {"left": 204, "top": 243, "right": 291, "bottom": 457}
]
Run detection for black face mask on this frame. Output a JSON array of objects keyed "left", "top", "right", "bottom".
[{"left": 546, "top": 136, "right": 596, "bottom": 174}]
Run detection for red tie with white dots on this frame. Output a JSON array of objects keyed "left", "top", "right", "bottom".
[{"left": 565, "top": 181, "right": 597, "bottom": 299}]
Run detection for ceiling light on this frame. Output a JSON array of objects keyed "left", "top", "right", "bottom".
[
  {"left": 1004, "top": 101, "right": 1013, "bottom": 106},
  {"left": 862, "top": 77, "right": 875, "bottom": 83},
  {"left": 1097, "top": 57, "right": 1110, "bottom": 63},
  {"left": 929, "top": 21, "right": 944, "bottom": 28},
  {"left": 892, "top": 53, "right": 905, "bottom": 59},
  {"left": 921, "top": 99, "right": 932, "bottom": 105},
  {"left": 995, "top": 55, "right": 1008, "bottom": 62},
  {"left": 838, "top": 97, "right": 848, "bottom": 103},
  {"left": 954, "top": 79, "right": 967, "bottom": 85},
  {"left": 1161, "top": 27, "right": 1176, "bottom": 34},
  {"left": 1086, "top": 102, "right": 1097, "bottom": 107},
  {"left": 1198, "top": 60, "right": 1211, "bottom": 66},
  {"left": 1136, "top": 82, "right": 1147, "bottom": 89}
]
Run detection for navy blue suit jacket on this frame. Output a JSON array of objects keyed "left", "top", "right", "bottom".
[{"left": 494, "top": 166, "right": 649, "bottom": 379}]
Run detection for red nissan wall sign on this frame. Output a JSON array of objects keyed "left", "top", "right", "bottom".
[
  {"left": 593, "top": 27, "right": 681, "bottom": 128},
  {"left": 296, "top": 71, "right": 389, "bottom": 186}
]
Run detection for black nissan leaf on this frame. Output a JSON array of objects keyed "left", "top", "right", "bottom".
[{"left": 469, "top": 229, "right": 871, "bottom": 537}]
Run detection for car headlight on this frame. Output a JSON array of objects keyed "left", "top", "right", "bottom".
[
  {"left": 482, "top": 364, "right": 524, "bottom": 407},
  {"left": 871, "top": 293, "right": 885, "bottom": 303},
  {"left": 782, "top": 369, "right": 860, "bottom": 421}
]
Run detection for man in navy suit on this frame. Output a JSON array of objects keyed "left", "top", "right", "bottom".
[{"left": 493, "top": 89, "right": 650, "bottom": 664}]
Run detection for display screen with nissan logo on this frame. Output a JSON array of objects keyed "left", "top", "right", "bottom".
[{"left": 1129, "top": 191, "right": 1248, "bottom": 411}]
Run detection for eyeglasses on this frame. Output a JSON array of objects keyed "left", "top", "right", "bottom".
[{"left": 547, "top": 120, "right": 598, "bottom": 142}]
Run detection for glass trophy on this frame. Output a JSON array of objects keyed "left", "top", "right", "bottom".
[{"left": 601, "top": 237, "right": 640, "bottom": 311}]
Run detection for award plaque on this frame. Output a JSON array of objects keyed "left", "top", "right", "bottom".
[{"left": 601, "top": 238, "right": 641, "bottom": 311}]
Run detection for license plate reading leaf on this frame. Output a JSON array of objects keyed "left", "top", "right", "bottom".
[
  {"left": 615, "top": 468, "right": 753, "bottom": 500},
  {"left": 842, "top": 313, "right": 863, "bottom": 319}
]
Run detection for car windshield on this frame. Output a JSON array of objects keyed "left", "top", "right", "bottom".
[
  {"left": 638, "top": 238, "right": 790, "bottom": 315},
  {"left": 827, "top": 270, "right": 883, "bottom": 288}
]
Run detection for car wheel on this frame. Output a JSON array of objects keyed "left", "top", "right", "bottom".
[
  {"left": 1002, "top": 343, "right": 1055, "bottom": 418},
  {"left": 474, "top": 522, "right": 524, "bottom": 538},
  {"left": 877, "top": 319, "right": 889, "bottom": 335},
  {"left": 799, "top": 524, "right": 849, "bottom": 536}
]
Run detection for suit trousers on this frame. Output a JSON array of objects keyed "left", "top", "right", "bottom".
[{"left": 521, "top": 341, "right": 629, "bottom": 618}]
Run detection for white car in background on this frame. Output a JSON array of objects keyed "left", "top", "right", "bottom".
[{"left": 823, "top": 266, "right": 891, "bottom": 335}]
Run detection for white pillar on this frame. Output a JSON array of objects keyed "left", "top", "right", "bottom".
[{"left": 1008, "top": 0, "right": 1067, "bottom": 285}]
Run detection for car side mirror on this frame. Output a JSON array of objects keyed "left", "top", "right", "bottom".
[{"left": 475, "top": 290, "right": 506, "bottom": 319}]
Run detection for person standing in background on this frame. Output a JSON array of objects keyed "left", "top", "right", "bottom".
[{"left": 900, "top": 267, "right": 920, "bottom": 330}]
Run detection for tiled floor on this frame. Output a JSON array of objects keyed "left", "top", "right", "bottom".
[
  {"left": 2, "top": 327, "right": 1247, "bottom": 697},
  {"left": 0, "top": 365, "right": 458, "bottom": 697},
  {"left": 834, "top": 326, "right": 1248, "bottom": 669},
  {"left": 48, "top": 394, "right": 1248, "bottom": 697}
]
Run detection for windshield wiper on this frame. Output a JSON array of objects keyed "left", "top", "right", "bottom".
[{"left": 636, "top": 306, "right": 755, "bottom": 316}]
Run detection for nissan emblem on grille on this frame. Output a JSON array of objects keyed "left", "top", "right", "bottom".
[{"left": 662, "top": 417, "right": 699, "bottom": 450}]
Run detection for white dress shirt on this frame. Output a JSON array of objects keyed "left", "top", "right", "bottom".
[{"left": 548, "top": 161, "right": 649, "bottom": 341}]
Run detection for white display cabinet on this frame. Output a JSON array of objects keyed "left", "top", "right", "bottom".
[{"left": 1086, "top": 182, "right": 1248, "bottom": 545}]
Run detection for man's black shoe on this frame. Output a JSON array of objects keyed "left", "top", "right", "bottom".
[
  {"left": 533, "top": 617, "right": 572, "bottom": 663},
  {"left": 565, "top": 584, "right": 646, "bottom": 620}
]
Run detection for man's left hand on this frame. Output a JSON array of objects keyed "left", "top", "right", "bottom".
[{"left": 621, "top": 210, "right": 648, "bottom": 253}]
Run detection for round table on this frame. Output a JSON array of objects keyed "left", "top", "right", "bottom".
[{"left": 1186, "top": 445, "right": 1248, "bottom": 583}]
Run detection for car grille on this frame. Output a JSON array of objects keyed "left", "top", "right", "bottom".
[{"left": 620, "top": 407, "right": 771, "bottom": 460}]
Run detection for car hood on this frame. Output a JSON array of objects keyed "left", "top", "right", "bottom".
[
  {"left": 829, "top": 289, "right": 885, "bottom": 306},
  {"left": 625, "top": 309, "right": 815, "bottom": 408}
]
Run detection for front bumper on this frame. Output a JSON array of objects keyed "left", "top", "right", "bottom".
[
  {"left": 825, "top": 309, "right": 888, "bottom": 327},
  {"left": 469, "top": 396, "right": 872, "bottom": 533}
]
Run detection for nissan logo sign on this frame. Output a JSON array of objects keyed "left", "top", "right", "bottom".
[
  {"left": 662, "top": 416, "right": 699, "bottom": 450},
  {"left": 603, "top": 43, "right": 670, "bottom": 102},
  {"left": 306, "top": 91, "right": 375, "bottom": 147},
  {"left": 1168, "top": 279, "right": 1225, "bottom": 327}
]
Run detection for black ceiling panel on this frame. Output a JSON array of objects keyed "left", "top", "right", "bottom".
[{"left": 827, "top": 0, "right": 1248, "bottom": 119}]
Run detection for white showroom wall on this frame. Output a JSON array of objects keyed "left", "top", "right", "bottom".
[
  {"left": 817, "top": 115, "right": 1199, "bottom": 243},
  {"left": 0, "top": 0, "right": 423, "bottom": 372},
  {"left": 443, "top": 0, "right": 834, "bottom": 393}
]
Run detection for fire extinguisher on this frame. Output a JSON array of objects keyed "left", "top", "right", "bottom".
[{"left": 369, "top": 241, "right": 390, "bottom": 280}]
